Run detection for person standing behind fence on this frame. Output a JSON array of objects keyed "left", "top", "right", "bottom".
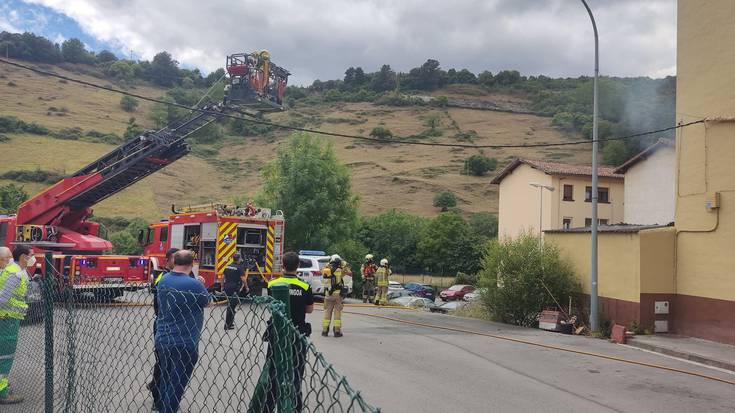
[
  {"left": 155, "top": 250, "right": 210, "bottom": 413},
  {"left": 223, "top": 253, "right": 247, "bottom": 331},
  {"left": 0, "top": 246, "right": 34, "bottom": 405},
  {"left": 375, "top": 258, "right": 391, "bottom": 306},
  {"left": 148, "top": 247, "right": 179, "bottom": 410},
  {"left": 265, "top": 251, "right": 313, "bottom": 412},
  {"left": 321, "top": 254, "right": 345, "bottom": 337}
]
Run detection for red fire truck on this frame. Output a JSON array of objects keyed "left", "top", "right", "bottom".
[
  {"left": 0, "top": 51, "right": 289, "bottom": 299},
  {"left": 142, "top": 204, "right": 285, "bottom": 290}
]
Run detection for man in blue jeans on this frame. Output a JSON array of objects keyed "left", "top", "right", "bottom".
[{"left": 155, "top": 250, "right": 210, "bottom": 413}]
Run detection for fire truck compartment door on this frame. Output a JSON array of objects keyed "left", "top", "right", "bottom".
[
  {"left": 170, "top": 224, "right": 185, "bottom": 249},
  {"left": 202, "top": 222, "right": 217, "bottom": 240}
]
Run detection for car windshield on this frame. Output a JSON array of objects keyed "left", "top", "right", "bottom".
[{"left": 449, "top": 285, "right": 465, "bottom": 291}]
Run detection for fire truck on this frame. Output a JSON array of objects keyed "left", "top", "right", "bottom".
[
  {"left": 0, "top": 51, "right": 289, "bottom": 299},
  {"left": 142, "top": 203, "right": 285, "bottom": 290}
]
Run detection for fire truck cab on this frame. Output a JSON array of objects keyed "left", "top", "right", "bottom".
[{"left": 142, "top": 204, "right": 285, "bottom": 291}]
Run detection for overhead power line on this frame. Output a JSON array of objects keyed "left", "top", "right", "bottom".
[{"left": 0, "top": 57, "right": 705, "bottom": 149}]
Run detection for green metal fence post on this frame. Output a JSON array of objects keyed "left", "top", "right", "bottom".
[
  {"left": 271, "top": 283, "right": 294, "bottom": 413},
  {"left": 42, "top": 252, "right": 54, "bottom": 413}
]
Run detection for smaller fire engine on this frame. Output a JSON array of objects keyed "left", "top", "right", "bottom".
[{"left": 142, "top": 203, "right": 285, "bottom": 290}]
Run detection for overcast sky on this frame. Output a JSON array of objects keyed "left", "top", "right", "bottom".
[{"left": 4, "top": 0, "right": 676, "bottom": 85}]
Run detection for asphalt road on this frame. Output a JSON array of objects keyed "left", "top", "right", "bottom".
[
  {"left": 309, "top": 304, "right": 735, "bottom": 413},
  {"left": 7, "top": 293, "right": 735, "bottom": 412}
]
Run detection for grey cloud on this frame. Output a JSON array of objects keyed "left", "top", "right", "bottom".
[{"left": 24, "top": 0, "right": 675, "bottom": 85}]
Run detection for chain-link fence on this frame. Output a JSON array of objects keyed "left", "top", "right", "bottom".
[{"left": 5, "top": 254, "right": 379, "bottom": 412}]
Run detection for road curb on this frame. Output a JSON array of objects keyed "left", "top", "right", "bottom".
[{"left": 626, "top": 338, "right": 735, "bottom": 373}]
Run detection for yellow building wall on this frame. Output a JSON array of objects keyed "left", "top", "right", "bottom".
[
  {"left": 638, "top": 227, "right": 676, "bottom": 294},
  {"left": 550, "top": 176, "right": 624, "bottom": 228},
  {"left": 546, "top": 232, "right": 640, "bottom": 303},
  {"left": 676, "top": 1, "right": 735, "bottom": 302},
  {"left": 497, "top": 165, "right": 554, "bottom": 238}
]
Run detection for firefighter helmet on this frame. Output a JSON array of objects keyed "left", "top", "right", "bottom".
[
  {"left": 330, "top": 254, "right": 342, "bottom": 263},
  {"left": 380, "top": 258, "right": 389, "bottom": 266},
  {"left": 365, "top": 254, "right": 374, "bottom": 261}
]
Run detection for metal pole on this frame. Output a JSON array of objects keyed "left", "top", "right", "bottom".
[
  {"left": 581, "top": 0, "right": 600, "bottom": 332},
  {"left": 42, "top": 252, "right": 54, "bottom": 413},
  {"left": 539, "top": 186, "right": 543, "bottom": 247}
]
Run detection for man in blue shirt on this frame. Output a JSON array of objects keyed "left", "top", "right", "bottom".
[{"left": 154, "top": 250, "right": 210, "bottom": 413}]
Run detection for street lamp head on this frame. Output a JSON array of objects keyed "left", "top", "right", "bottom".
[{"left": 529, "top": 182, "right": 555, "bottom": 191}]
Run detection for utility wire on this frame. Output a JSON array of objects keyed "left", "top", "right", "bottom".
[{"left": 0, "top": 57, "right": 705, "bottom": 149}]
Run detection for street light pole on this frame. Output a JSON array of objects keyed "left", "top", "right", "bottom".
[
  {"left": 529, "top": 183, "right": 555, "bottom": 248},
  {"left": 581, "top": 0, "right": 600, "bottom": 332}
]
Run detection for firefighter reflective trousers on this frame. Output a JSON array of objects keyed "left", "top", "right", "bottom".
[
  {"left": 362, "top": 279, "right": 375, "bottom": 303},
  {"left": 375, "top": 285, "right": 388, "bottom": 305},
  {"left": 322, "top": 293, "right": 343, "bottom": 332},
  {"left": 0, "top": 318, "right": 20, "bottom": 398}
]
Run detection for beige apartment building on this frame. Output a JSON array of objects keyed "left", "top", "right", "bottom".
[{"left": 491, "top": 159, "right": 624, "bottom": 238}]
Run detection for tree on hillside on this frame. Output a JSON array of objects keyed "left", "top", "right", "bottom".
[
  {"left": 0, "top": 32, "right": 61, "bottom": 63},
  {"left": 371, "top": 64, "right": 396, "bottom": 92},
  {"left": 61, "top": 38, "right": 93, "bottom": 64},
  {"left": 123, "top": 117, "right": 143, "bottom": 140},
  {"left": 95, "top": 50, "right": 118, "bottom": 64},
  {"left": 369, "top": 126, "right": 393, "bottom": 140},
  {"left": 478, "top": 71, "right": 495, "bottom": 87},
  {"left": 358, "top": 210, "right": 428, "bottom": 273},
  {"left": 465, "top": 154, "right": 498, "bottom": 176},
  {"left": 417, "top": 212, "right": 481, "bottom": 275},
  {"left": 404, "top": 59, "right": 445, "bottom": 91},
  {"left": 103, "top": 60, "right": 135, "bottom": 82},
  {"left": 433, "top": 191, "right": 457, "bottom": 211},
  {"left": 149, "top": 51, "right": 180, "bottom": 86},
  {"left": 0, "top": 184, "right": 27, "bottom": 214},
  {"left": 469, "top": 212, "right": 498, "bottom": 241},
  {"left": 120, "top": 95, "right": 139, "bottom": 112},
  {"left": 259, "top": 133, "right": 359, "bottom": 250},
  {"left": 495, "top": 70, "right": 522, "bottom": 86}
]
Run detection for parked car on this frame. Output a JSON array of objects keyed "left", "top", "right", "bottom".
[
  {"left": 389, "top": 296, "right": 436, "bottom": 310},
  {"left": 386, "top": 288, "right": 412, "bottom": 301},
  {"left": 297, "top": 254, "right": 330, "bottom": 295},
  {"left": 429, "top": 300, "right": 466, "bottom": 314},
  {"left": 388, "top": 281, "right": 403, "bottom": 290},
  {"left": 404, "top": 282, "right": 436, "bottom": 300},
  {"left": 439, "top": 284, "right": 475, "bottom": 301},
  {"left": 463, "top": 288, "right": 487, "bottom": 302}
]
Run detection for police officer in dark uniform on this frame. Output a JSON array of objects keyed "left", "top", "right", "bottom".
[
  {"left": 264, "top": 251, "right": 313, "bottom": 412},
  {"left": 223, "top": 253, "right": 247, "bottom": 330}
]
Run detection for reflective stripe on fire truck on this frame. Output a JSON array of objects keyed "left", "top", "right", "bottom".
[
  {"left": 216, "top": 222, "right": 238, "bottom": 277},
  {"left": 265, "top": 224, "right": 275, "bottom": 274}
]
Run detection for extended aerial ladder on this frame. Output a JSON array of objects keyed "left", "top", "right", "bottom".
[{"left": 5, "top": 51, "right": 289, "bottom": 255}]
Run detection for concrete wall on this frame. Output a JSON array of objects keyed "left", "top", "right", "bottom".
[
  {"left": 624, "top": 147, "right": 676, "bottom": 225},
  {"left": 497, "top": 164, "right": 553, "bottom": 238},
  {"left": 546, "top": 232, "right": 640, "bottom": 303},
  {"left": 675, "top": 0, "right": 735, "bottom": 344},
  {"left": 498, "top": 164, "right": 624, "bottom": 238}
]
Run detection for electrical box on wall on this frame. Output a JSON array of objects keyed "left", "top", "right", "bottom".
[
  {"left": 705, "top": 192, "right": 720, "bottom": 211},
  {"left": 654, "top": 320, "right": 669, "bottom": 333},
  {"left": 654, "top": 301, "right": 670, "bottom": 314}
]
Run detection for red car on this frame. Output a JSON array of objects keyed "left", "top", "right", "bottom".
[{"left": 439, "top": 284, "right": 475, "bottom": 301}]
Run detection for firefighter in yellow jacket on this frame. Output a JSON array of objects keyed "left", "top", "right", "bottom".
[
  {"left": 322, "top": 254, "right": 345, "bottom": 337},
  {"left": 375, "top": 258, "right": 391, "bottom": 306}
]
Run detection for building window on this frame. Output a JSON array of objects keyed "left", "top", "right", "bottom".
[
  {"left": 585, "top": 218, "right": 608, "bottom": 227},
  {"left": 159, "top": 227, "right": 168, "bottom": 242},
  {"left": 585, "top": 186, "right": 610, "bottom": 203},
  {"left": 563, "top": 218, "right": 572, "bottom": 229},
  {"left": 563, "top": 185, "right": 574, "bottom": 201}
]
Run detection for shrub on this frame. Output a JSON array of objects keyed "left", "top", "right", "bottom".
[
  {"left": 1, "top": 169, "right": 65, "bottom": 184},
  {"left": 478, "top": 233, "right": 582, "bottom": 326},
  {"left": 465, "top": 154, "right": 498, "bottom": 176},
  {"left": 369, "top": 126, "right": 393, "bottom": 140},
  {"left": 455, "top": 271, "right": 478, "bottom": 285},
  {"left": 23, "top": 122, "right": 49, "bottom": 135},
  {"left": 53, "top": 127, "right": 83, "bottom": 140},
  {"left": 0, "top": 134, "right": 8, "bottom": 142},
  {"left": 120, "top": 95, "right": 139, "bottom": 112},
  {"left": 432, "top": 191, "right": 457, "bottom": 211},
  {"left": 0, "top": 116, "right": 22, "bottom": 133}
]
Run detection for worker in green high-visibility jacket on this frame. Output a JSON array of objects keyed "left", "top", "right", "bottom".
[{"left": 0, "top": 245, "right": 34, "bottom": 405}]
